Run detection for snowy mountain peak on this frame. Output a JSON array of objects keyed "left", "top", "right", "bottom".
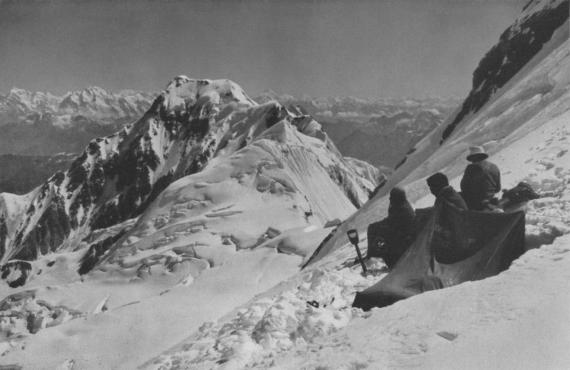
[
  {"left": 61, "top": 86, "right": 109, "bottom": 103},
  {"left": 161, "top": 77, "right": 257, "bottom": 116},
  {"left": 7, "top": 87, "right": 29, "bottom": 98},
  {"left": 0, "top": 75, "right": 379, "bottom": 266}
]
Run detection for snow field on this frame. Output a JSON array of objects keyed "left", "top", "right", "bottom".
[{"left": 144, "top": 258, "right": 387, "bottom": 370}]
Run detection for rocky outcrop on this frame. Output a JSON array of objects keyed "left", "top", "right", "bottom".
[
  {"left": 0, "top": 290, "right": 82, "bottom": 339},
  {"left": 441, "top": 0, "right": 569, "bottom": 142}
]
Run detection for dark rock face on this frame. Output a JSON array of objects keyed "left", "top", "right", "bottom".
[
  {"left": 78, "top": 229, "right": 127, "bottom": 275},
  {"left": 0, "top": 216, "right": 7, "bottom": 260},
  {"left": 5, "top": 108, "right": 183, "bottom": 261},
  {"left": 0, "top": 260, "right": 32, "bottom": 288},
  {"left": 441, "top": 1, "right": 569, "bottom": 142},
  {"left": 13, "top": 196, "right": 71, "bottom": 261}
]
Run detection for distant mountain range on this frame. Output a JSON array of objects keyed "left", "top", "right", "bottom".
[
  {"left": 0, "top": 87, "right": 155, "bottom": 156},
  {"left": 0, "top": 86, "right": 154, "bottom": 127}
]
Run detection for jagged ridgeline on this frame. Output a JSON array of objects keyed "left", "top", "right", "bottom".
[{"left": 0, "top": 77, "right": 380, "bottom": 263}]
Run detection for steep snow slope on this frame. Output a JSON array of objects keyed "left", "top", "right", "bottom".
[
  {"left": 0, "top": 192, "right": 33, "bottom": 257},
  {"left": 308, "top": 0, "right": 569, "bottom": 265}
]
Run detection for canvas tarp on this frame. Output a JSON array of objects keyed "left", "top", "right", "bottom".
[{"left": 353, "top": 201, "right": 526, "bottom": 311}]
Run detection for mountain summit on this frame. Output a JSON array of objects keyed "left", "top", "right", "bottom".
[{"left": 0, "top": 76, "right": 379, "bottom": 266}]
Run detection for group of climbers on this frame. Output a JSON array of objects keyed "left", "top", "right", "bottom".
[{"left": 367, "top": 146, "right": 502, "bottom": 267}]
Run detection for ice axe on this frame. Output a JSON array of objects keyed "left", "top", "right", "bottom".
[{"left": 347, "top": 229, "right": 367, "bottom": 274}]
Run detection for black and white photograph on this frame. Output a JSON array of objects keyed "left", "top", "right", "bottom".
[{"left": 0, "top": 0, "right": 568, "bottom": 368}]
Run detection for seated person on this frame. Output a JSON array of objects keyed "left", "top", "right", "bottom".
[
  {"left": 460, "top": 146, "right": 501, "bottom": 211},
  {"left": 426, "top": 172, "right": 468, "bottom": 210},
  {"left": 367, "top": 187, "right": 416, "bottom": 268}
]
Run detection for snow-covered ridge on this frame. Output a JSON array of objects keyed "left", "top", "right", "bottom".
[{"left": 0, "top": 76, "right": 379, "bottom": 266}]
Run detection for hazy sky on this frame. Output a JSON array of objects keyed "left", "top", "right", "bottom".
[{"left": 0, "top": 0, "right": 527, "bottom": 98}]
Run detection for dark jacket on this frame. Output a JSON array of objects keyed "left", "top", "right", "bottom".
[
  {"left": 435, "top": 185, "right": 468, "bottom": 210},
  {"left": 460, "top": 160, "right": 501, "bottom": 210},
  {"left": 386, "top": 192, "right": 415, "bottom": 241},
  {"left": 367, "top": 188, "right": 415, "bottom": 266}
]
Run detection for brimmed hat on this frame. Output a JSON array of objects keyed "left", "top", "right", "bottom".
[{"left": 466, "top": 146, "right": 488, "bottom": 162}]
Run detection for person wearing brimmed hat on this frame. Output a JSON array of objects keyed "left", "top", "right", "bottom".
[
  {"left": 460, "top": 146, "right": 501, "bottom": 211},
  {"left": 426, "top": 172, "right": 467, "bottom": 210}
]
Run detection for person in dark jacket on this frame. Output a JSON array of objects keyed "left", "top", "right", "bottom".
[
  {"left": 426, "top": 172, "right": 468, "bottom": 210},
  {"left": 460, "top": 146, "right": 501, "bottom": 211},
  {"left": 367, "top": 187, "right": 416, "bottom": 268}
]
